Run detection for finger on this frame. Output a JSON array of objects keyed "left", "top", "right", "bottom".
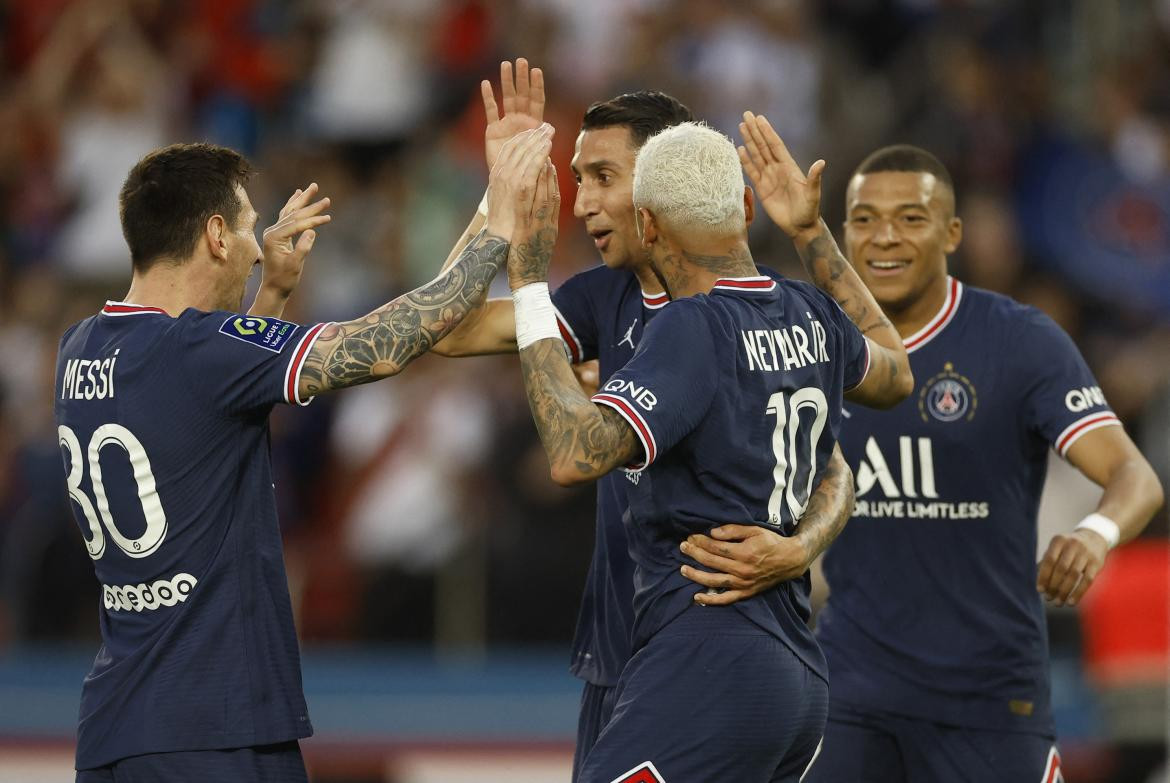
[
  {"left": 684, "top": 534, "right": 738, "bottom": 559},
  {"left": 1036, "top": 537, "right": 1064, "bottom": 591},
  {"left": 515, "top": 58, "right": 530, "bottom": 115},
  {"left": 807, "top": 159, "right": 826, "bottom": 191},
  {"left": 265, "top": 198, "right": 332, "bottom": 236},
  {"left": 1068, "top": 558, "right": 1103, "bottom": 606},
  {"left": 532, "top": 158, "right": 550, "bottom": 219},
  {"left": 492, "top": 127, "right": 535, "bottom": 171},
  {"left": 1045, "top": 544, "right": 1081, "bottom": 602},
  {"left": 681, "top": 541, "right": 750, "bottom": 578},
  {"left": 547, "top": 159, "right": 560, "bottom": 205},
  {"left": 500, "top": 60, "right": 516, "bottom": 115},
  {"left": 680, "top": 564, "right": 749, "bottom": 591},
  {"left": 265, "top": 214, "right": 332, "bottom": 241},
  {"left": 289, "top": 229, "right": 317, "bottom": 261},
  {"left": 481, "top": 79, "right": 499, "bottom": 122},
  {"left": 280, "top": 186, "right": 305, "bottom": 218},
  {"left": 737, "top": 145, "right": 762, "bottom": 185},
  {"left": 1055, "top": 549, "right": 1092, "bottom": 604},
  {"left": 738, "top": 119, "right": 768, "bottom": 170},
  {"left": 708, "top": 524, "right": 759, "bottom": 541},
  {"left": 741, "top": 111, "right": 775, "bottom": 165},
  {"left": 530, "top": 66, "right": 546, "bottom": 120},
  {"left": 757, "top": 115, "right": 800, "bottom": 170},
  {"left": 693, "top": 588, "right": 750, "bottom": 606}
]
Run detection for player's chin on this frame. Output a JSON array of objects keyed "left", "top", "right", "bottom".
[{"left": 598, "top": 245, "right": 634, "bottom": 270}]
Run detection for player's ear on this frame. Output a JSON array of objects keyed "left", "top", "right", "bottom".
[
  {"left": 743, "top": 186, "right": 755, "bottom": 227},
  {"left": 945, "top": 216, "right": 962, "bottom": 254},
  {"left": 205, "top": 214, "right": 230, "bottom": 262},
  {"left": 637, "top": 207, "right": 659, "bottom": 247}
]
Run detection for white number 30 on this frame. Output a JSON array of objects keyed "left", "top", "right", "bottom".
[{"left": 58, "top": 424, "right": 168, "bottom": 560}]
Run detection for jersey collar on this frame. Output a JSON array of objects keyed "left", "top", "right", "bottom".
[
  {"left": 101, "top": 300, "right": 171, "bottom": 317},
  {"left": 903, "top": 277, "right": 962, "bottom": 354},
  {"left": 641, "top": 289, "right": 669, "bottom": 310},
  {"left": 711, "top": 276, "right": 778, "bottom": 295}
]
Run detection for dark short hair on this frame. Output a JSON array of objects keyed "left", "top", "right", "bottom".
[
  {"left": 119, "top": 143, "right": 255, "bottom": 272},
  {"left": 581, "top": 91, "right": 694, "bottom": 148},
  {"left": 853, "top": 144, "right": 954, "bottom": 193}
]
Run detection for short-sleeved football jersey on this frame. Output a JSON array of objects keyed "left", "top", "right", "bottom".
[
  {"left": 54, "top": 302, "right": 328, "bottom": 768},
  {"left": 817, "top": 278, "right": 1121, "bottom": 734},
  {"left": 552, "top": 265, "right": 783, "bottom": 688},
  {"left": 589, "top": 276, "right": 870, "bottom": 680}
]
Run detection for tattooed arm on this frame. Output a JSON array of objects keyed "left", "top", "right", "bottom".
[
  {"left": 298, "top": 230, "right": 509, "bottom": 395},
  {"left": 298, "top": 124, "right": 554, "bottom": 395},
  {"left": 679, "top": 443, "right": 855, "bottom": 605},
  {"left": 737, "top": 111, "right": 911, "bottom": 408}
]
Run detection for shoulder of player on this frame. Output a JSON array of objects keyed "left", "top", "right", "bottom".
[
  {"left": 961, "top": 285, "right": 1066, "bottom": 339},
  {"left": 754, "top": 263, "right": 783, "bottom": 282}
]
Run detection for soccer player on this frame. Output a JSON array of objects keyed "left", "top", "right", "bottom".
[
  {"left": 506, "top": 119, "right": 912, "bottom": 781},
  {"left": 55, "top": 130, "right": 552, "bottom": 783},
  {"left": 432, "top": 61, "right": 857, "bottom": 778},
  {"left": 694, "top": 143, "right": 1165, "bottom": 781}
]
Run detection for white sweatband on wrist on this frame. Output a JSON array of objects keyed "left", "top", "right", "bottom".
[
  {"left": 477, "top": 188, "right": 489, "bottom": 217},
  {"left": 513, "top": 283, "right": 561, "bottom": 350},
  {"left": 1075, "top": 512, "right": 1120, "bottom": 549}
]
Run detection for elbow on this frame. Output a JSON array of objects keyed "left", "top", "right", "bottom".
[{"left": 549, "top": 460, "right": 592, "bottom": 488}]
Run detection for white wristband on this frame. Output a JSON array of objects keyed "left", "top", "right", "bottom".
[
  {"left": 1075, "top": 513, "right": 1120, "bottom": 549},
  {"left": 513, "top": 282, "right": 561, "bottom": 350},
  {"left": 477, "top": 187, "right": 489, "bottom": 217}
]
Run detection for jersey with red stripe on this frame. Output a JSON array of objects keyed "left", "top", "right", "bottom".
[
  {"left": 54, "top": 303, "right": 326, "bottom": 768},
  {"left": 551, "top": 264, "right": 782, "bottom": 688},
  {"left": 591, "top": 277, "right": 868, "bottom": 680},
  {"left": 818, "top": 280, "right": 1119, "bottom": 735}
]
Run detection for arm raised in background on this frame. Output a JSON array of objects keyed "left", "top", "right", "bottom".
[
  {"left": 680, "top": 442, "right": 855, "bottom": 605},
  {"left": 297, "top": 125, "right": 554, "bottom": 396},
  {"left": 738, "top": 112, "right": 912, "bottom": 408},
  {"left": 1037, "top": 426, "right": 1164, "bottom": 607},
  {"left": 509, "top": 162, "right": 643, "bottom": 484},
  {"left": 248, "top": 183, "right": 332, "bottom": 319},
  {"left": 433, "top": 58, "right": 548, "bottom": 357}
]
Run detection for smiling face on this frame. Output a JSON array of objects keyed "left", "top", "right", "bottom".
[
  {"left": 844, "top": 170, "right": 962, "bottom": 317},
  {"left": 571, "top": 126, "right": 644, "bottom": 270}
]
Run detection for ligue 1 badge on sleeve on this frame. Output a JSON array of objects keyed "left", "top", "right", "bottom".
[
  {"left": 919, "top": 362, "right": 977, "bottom": 423},
  {"left": 219, "top": 315, "right": 298, "bottom": 352}
]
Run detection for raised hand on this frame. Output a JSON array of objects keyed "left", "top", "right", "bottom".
[
  {"left": 259, "top": 183, "right": 332, "bottom": 299},
  {"left": 485, "top": 124, "right": 555, "bottom": 244},
  {"left": 738, "top": 111, "right": 825, "bottom": 240},
  {"left": 482, "top": 58, "right": 546, "bottom": 170},
  {"left": 507, "top": 158, "right": 561, "bottom": 289}
]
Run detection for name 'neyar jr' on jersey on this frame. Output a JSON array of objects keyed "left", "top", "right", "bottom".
[
  {"left": 817, "top": 278, "right": 1122, "bottom": 735},
  {"left": 54, "top": 302, "right": 328, "bottom": 769},
  {"left": 590, "top": 276, "right": 870, "bottom": 680}
]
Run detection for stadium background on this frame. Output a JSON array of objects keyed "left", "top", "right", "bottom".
[{"left": 0, "top": 0, "right": 1167, "bottom": 780}]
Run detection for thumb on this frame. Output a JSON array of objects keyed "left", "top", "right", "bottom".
[
  {"left": 709, "top": 524, "right": 759, "bottom": 541},
  {"left": 807, "top": 159, "right": 826, "bottom": 190},
  {"left": 292, "top": 230, "right": 316, "bottom": 260}
]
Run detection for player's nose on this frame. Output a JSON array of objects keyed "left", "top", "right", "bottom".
[
  {"left": 573, "top": 185, "right": 597, "bottom": 219},
  {"left": 873, "top": 219, "right": 900, "bottom": 246}
]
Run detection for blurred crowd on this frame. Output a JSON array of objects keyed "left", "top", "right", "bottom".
[{"left": 0, "top": 0, "right": 1167, "bottom": 772}]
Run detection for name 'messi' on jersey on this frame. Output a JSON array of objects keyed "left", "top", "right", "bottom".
[
  {"left": 740, "top": 319, "right": 830, "bottom": 373},
  {"left": 61, "top": 351, "right": 120, "bottom": 400}
]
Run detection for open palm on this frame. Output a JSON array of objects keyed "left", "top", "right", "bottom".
[
  {"left": 483, "top": 58, "right": 546, "bottom": 170},
  {"left": 737, "top": 111, "right": 824, "bottom": 238}
]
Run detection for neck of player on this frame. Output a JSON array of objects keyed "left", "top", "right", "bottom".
[
  {"left": 124, "top": 262, "right": 234, "bottom": 316},
  {"left": 886, "top": 271, "right": 950, "bottom": 339},
  {"left": 662, "top": 238, "right": 756, "bottom": 299}
]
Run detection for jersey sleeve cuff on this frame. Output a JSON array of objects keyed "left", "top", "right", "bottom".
[
  {"left": 554, "top": 307, "right": 584, "bottom": 364},
  {"left": 844, "top": 338, "right": 872, "bottom": 392},
  {"left": 591, "top": 392, "right": 657, "bottom": 471},
  {"left": 1054, "top": 411, "right": 1122, "bottom": 457},
  {"left": 283, "top": 322, "right": 329, "bottom": 406}
]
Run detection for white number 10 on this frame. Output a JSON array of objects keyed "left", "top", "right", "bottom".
[
  {"left": 765, "top": 388, "right": 828, "bottom": 527},
  {"left": 58, "top": 424, "right": 167, "bottom": 560}
]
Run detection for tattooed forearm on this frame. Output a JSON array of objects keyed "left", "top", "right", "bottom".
[
  {"left": 299, "top": 230, "right": 508, "bottom": 395},
  {"left": 518, "top": 339, "right": 642, "bottom": 483},
  {"left": 794, "top": 446, "right": 854, "bottom": 561},
  {"left": 796, "top": 223, "right": 895, "bottom": 339},
  {"left": 508, "top": 225, "right": 558, "bottom": 287}
]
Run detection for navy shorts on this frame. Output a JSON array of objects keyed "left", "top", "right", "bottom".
[
  {"left": 76, "top": 740, "right": 307, "bottom": 783},
  {"left": 802, "top": 702, "right": 1062, "bottom": 783},
  {"left": 574, "top": 681, "right": 620, "bottom": 782},
  {"left": 577, "top": 604, "right": 828, "bottom": 783}
]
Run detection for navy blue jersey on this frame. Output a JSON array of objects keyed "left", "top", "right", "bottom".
[
  {"left": 54, "top": 302, "right": 328, "bottom": 768},
  {"left": 552, "top": 265, "right": 782, "bottom": 688},
  {"left": 589, "top": 276, "right": 870, "bottom": 680},
  {"left": 818, "top": 278, "right": 1120, "bottom": 734}
]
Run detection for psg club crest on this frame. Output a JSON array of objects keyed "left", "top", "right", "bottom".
[{"left": 919, "top": 362, "right": 977, "bottom": 423}]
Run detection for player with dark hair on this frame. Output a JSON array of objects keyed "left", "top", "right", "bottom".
[
  {"left": 56, "top": 130, "right": 552, "bottom": 783},
  {"left": 691, "top": 142, "right": 1165, "bottom": 781},
  {"left": 506, "top": 116, "right": 912, "bottom": 781},
  {"left": 431, "top": 61, "right": 857, "bottom": 778}
]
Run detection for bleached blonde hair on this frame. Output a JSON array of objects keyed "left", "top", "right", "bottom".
[{"left": 633, "top": 121, "right": 745, "bottom": 236}]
